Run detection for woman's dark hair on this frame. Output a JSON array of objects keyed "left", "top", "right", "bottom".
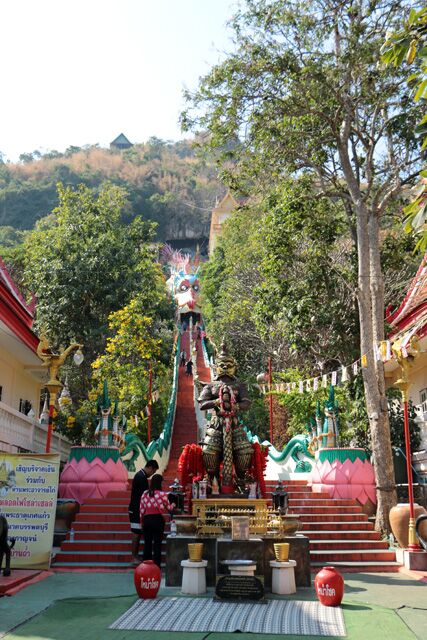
[{"left": 149, "top": 473, "right": 163, "bottom": 496}]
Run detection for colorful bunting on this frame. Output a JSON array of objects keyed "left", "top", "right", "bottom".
[{"left": 261, "top": 338, "right": 411, "bottom": 396}]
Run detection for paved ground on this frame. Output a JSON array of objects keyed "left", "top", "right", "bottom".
[{"left": 0, "top": 570, "right": 426, "bottom": 639}]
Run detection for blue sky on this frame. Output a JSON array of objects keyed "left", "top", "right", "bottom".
[{"left": 0, "top": 0, "right": 237, "bottom": 161}]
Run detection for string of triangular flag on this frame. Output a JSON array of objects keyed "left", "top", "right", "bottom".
[{"left": 260, "top": 338, "right": 399, "bottom": 395}]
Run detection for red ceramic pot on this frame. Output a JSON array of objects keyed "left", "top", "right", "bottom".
[
  {"left": 314, "top": 566, "right": 344, "bottom": 606},
  {"left": 134, "top": 560, "right": 161, "bottom": 599}
]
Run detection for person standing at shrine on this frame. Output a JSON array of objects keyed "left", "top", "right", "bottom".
[
  {"left": 140, "top": 474, "right": 174, "bottom": 568},
  {"left": 128, "top": 459, "right": 159, "bottom": 565}
]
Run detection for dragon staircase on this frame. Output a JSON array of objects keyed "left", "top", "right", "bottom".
[{"left": 53, "top": 327, "right": 400, "bottom": 571}]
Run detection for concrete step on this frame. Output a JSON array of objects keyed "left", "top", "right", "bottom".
[
  {"left": 63, "top": 540, "right": 132, "bottom": 551},
  {"left": 282, "top": 492, "right": 331, "bottom": 500},
  {"left": 299, "top": 513, "right": 368, "bottom": 522},
  {"left": 79, "top": 505, "right": 128, "bottom": 513},
  {"left": 107, "top": 491, "right": 131, "bottom": 498},
  {"left": 311, "top": 561, "right": 402, "bottom": 573},
  {"left": 74, "top": 513, "right": 129, "bottom": 522},
  {"left": 308, "top": 540, "right": 389, "bottom": 550},
  {"left": 302, "top": 530, "right": 381, "bottom": 541},
  {"left": 288, "top": 499, "right": 357, "bottom": 507},
  {"left": 289, "top": 505, "right": 363, "bottom": 514},
  {"left": 62, "top": 539, "right": 167, "bottom": 551},
  {"left": 52, "top": 561, "right": 165, "bottom": 569},
  {"left": 310, "top": 549, "right": 396, "bottom": 563},
  {"left": 301, "top": 521, "right": 374, "bottom": 531},
  {"left": 73, "top": 521, "right": 130, "bottom": 531},
  {"left": 53, "top": 562, "right": 134, "bottom": 569},
  {"left": 74, "top": 530, "right": 133, "bottom": 540},
  {"left": 54, "top": 550, "right": 166, "bottom": 563},
  {"left": 84, "top": 498, "right": 130, "bottom": 505}
]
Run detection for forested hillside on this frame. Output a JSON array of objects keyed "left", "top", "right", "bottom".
[{"left": 0, "top": 138, "right": 221, "bottom": 242}]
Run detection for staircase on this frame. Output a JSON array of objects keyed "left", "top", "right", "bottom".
[
  {"left": 53, "top": 329, "right": 201, "bottom": 570},
  {"left": 53, "top": 330, "right": 400, "bottom": 572},
  {"left": 282, "top": 479, "right": 401, "bottom": 572},
  {"left": 53, "top": 491, "right": 170, "bottom": 569},
  {"left": 163, "top": 330, "right": 201, "bottom": 486}
]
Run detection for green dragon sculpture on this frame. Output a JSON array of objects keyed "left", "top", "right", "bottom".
[
  {"left": 269, "top": 434, "right": 314, "bottom": 472},
  {"left": 121, "top": 432, "right": 148, "bottom": 472}
]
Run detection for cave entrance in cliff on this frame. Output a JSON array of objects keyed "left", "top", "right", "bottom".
[{"left": 180, "top": 311, "right": 201, "bottom": 327}]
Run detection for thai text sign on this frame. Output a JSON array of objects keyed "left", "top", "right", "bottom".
[{"left": 0, "top": 453, "right": 60, "bottom": 569}]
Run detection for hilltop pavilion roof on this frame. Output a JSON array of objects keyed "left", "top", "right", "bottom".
[{"left": 110, "top": 133, "right": 132, "bottom": 146}]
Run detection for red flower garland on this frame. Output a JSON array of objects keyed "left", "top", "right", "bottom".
[
  {"left": 178, "top": 443, "right": 204, "bottom": 487},
  {"left": 249, "top": 442, "right": 268, "bottom": 498}
]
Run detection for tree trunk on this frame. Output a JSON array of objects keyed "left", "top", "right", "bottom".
[
  {"left": 356, "top": 206, "right": 396, "bottom": 534},
  {"left": 367, "top": 211, "right": 397, "bottom": 533}
]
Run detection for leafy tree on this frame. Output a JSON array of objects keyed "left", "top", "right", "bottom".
[
  {"left": 23, "top": 182, "right": 160, "bottom": 396},
  {"left": 183, "top": 0, "right": 423, "bottom": 533},
  {"left": 91, "top": 282, "right": 175, "bottom": 439},
  {"left": 19, "top": 152, "right": 35, "bottom": 164},
  {"left": 0, "top": 226, "right": 23, "bottom": 247},
  {"left": 0, "top": 140, "right": 221, "bottom": 239},
  {"left": 183, "top": 0, "right": 420, "bottom": 530},
  {"left": 382, "top": 6, "right": 427, "bottom": 251}
]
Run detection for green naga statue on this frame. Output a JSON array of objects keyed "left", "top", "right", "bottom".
[
  {"left": 308, "top": 385, "right": 339, "bottom": 454},
  {"left": 94, "top": 381, "right": 126, "bottom": 450}
]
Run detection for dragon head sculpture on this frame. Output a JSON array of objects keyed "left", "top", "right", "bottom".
[{"left": 161, "top": 244, "right": 201, "bottom": 316}]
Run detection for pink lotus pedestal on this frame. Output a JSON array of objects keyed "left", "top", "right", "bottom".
[
  {"left": 59, "top": 446, "right": 128, "bottom": 504},
  {"left": 309, "top": 448, "right": 376, "bottom": 515}
]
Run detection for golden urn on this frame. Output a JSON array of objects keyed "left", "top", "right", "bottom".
[
  {"left": 187, "top": 543, "right": 204, "bottom": 562},
  {"left": 274, "top": 543, "right": 290, "bottom": 562}
]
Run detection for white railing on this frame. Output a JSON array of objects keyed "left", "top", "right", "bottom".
[{"left": 0, "top": 401, "right": 71, "bottom": 461}]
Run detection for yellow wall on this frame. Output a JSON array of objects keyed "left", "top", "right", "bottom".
[
  {"left": 0, "top": 344, "right": 41, "bottom": 416},
  {"left": 209, "top": 193, "right": 238, "bottom": 255}
]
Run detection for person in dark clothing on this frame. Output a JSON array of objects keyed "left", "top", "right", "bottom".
[
  {"left": 185, "top": 359, "right": 193, "bottom": 376},
  {"left": 140, "top": 474, "right": 173, "bottom": 568},
  {"left": 128, "top": 459, "right": 159, "bottom": 564}
]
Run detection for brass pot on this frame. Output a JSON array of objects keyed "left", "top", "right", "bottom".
[
  {"left": 281, "top": 514, "right": 302, "bottom": 536},
  {"left": 188, "top": 543, "right": 204, "bottom": 562},
  {"left": 174, "top": 516, "right": 197, "bottom": 535},
  {"left": 274, "top": 542, "right": 290, "bottom": 561}
]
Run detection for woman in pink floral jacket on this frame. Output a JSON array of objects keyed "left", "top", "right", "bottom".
[{"left": 140, "top": 474, "right": 173, "bottom": 567}]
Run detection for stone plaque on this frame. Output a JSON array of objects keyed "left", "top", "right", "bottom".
[{"left": 215, "top": 575, "right": 264, "bottom": 601}]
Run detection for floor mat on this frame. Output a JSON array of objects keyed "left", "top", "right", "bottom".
[{"left": 109, "top": 597, "right": 346, "bottom": 636}]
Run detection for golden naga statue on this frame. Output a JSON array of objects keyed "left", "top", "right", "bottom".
[{"left": 37, "top": 335, "right": 84, "bottom": 387}]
